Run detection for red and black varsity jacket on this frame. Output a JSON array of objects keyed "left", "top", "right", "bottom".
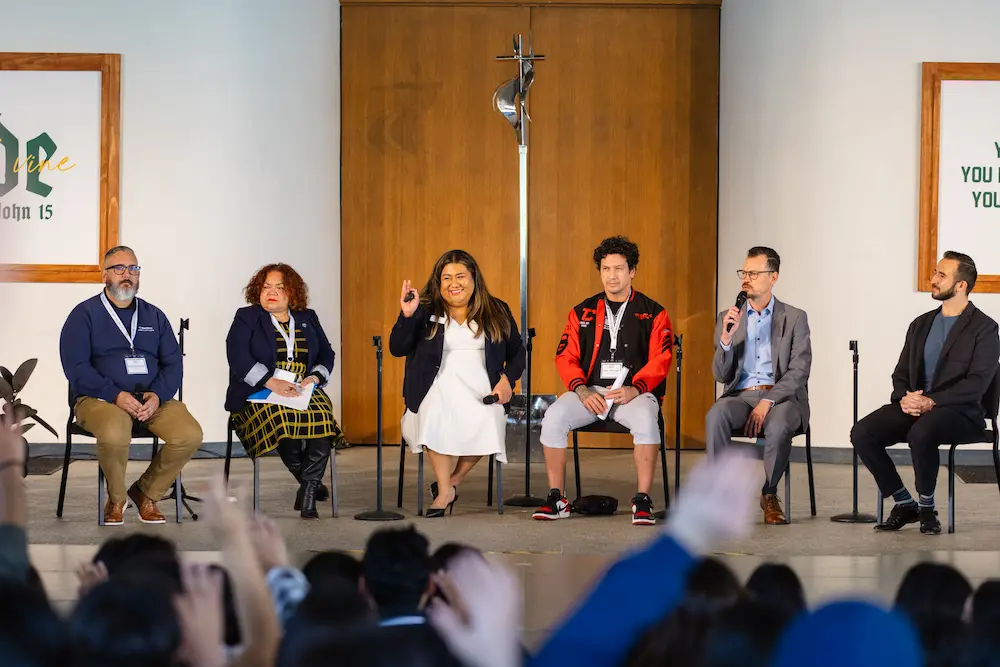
[{"left": 555, "top": 290, "right": 674, "bottom": 399}]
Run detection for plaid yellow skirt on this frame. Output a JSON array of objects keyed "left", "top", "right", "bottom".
[{"left": 232, "top": 387, "right": 344, "bottom": 459}]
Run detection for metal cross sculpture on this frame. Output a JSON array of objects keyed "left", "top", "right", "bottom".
[{"left": 493, "top": 34, "right": 544, "bottom": 342}]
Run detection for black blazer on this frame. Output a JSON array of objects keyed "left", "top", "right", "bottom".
[
  {"left": 225, "top": 305, "right": 335, "bottom": 413},
  {"left": 389, "top": 300, "right": 526, "bottom": 414},
  {"left": 891, "top": 302, "right": 1000, "bottom": 423}
]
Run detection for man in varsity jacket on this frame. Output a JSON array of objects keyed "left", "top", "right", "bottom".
[
  {"left": 535, "top": 236, "right": 673, "bottom": 525},
  {"left": 59, "top": 246, "right": 203, "bottom": 526}
]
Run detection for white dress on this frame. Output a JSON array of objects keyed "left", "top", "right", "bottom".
[{"left": 400, "top": 318, "right": 507, "bottom": 462}]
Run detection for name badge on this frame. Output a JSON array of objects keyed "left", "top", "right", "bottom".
[
  {"left": 124, "top": 355, "right": 149, "bottom": 375},
  {"left": 600, "top": 362, "right": 624, "bottom": 380}
]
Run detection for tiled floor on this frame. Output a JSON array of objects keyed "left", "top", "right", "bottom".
[{"left": 23, "top": 447, "right": 1000, "bottom": 647}]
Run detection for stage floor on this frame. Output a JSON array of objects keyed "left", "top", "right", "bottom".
[{"left": 24, "top": 448, "right": 1000, "bottom": 646}]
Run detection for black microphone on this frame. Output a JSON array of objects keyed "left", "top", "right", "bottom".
[
  {"left": 482, "top": 394, "right": 500, "bottom": 405},
  {"left": 403, "top": 291, "right": 416, "bottom": 303},
  {"left": 727, "top": 291, "right": 748, "bottom": 333}
]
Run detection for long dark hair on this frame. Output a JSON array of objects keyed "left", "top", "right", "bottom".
[{"left": 420, "top": 250, "right": 512, "bottom": 342}]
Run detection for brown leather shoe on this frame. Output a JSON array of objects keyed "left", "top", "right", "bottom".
[
  {"left": 103, "top": 499, "right": 126, "bottom": 526},
  {"left": 760, "top": 493, "right": 787, "bottom": 525},
  {"left": 128, "top": 482, "right": 166, "bottom": 524}
]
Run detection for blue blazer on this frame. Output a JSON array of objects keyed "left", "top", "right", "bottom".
[
  {"left": 225, "top": 305, "right": 335, "bottom": 413},
  {"left": 389, "top": 299, "right": 526, "bottom": 413}
]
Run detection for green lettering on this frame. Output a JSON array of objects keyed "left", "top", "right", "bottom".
[
  {"left": 25, "top": 132, "right": 55, "bottom": 197},
  {"left": 973, "top": 191, "right": 983, "bottom": 208},
  {"left": 962, "top": 166, "right": 972, "bottom": 182},
  {"left": 0, "top": 118, "right": 18, "bottom": 198}
]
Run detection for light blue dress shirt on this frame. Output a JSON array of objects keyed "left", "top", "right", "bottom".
[{"left": 722, "top": 295, "right": 775, "bottom": 391}]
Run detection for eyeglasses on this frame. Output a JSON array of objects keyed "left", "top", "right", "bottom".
[
  {"left": 737, "top": 270, "right": 775, "bottom": 280},
  {"left": 105, "top": 264, "right": 141, "bottom": 275}
]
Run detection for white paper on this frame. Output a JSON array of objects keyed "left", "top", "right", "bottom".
[
  {"left": 597, "top": 366, "right": 631, "bottom": 420},
  {"left": 248, "top": 382, "right": 315, "bottom": 411}
]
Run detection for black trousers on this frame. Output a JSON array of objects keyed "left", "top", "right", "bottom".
[{"left": 851, "top": 403, "right": 983, "bottom": 498}]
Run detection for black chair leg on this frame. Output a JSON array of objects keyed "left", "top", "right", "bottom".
[
  {"left": 573, "top": 432, "right": 582, "bottom": 499},
  {"left": 175, "top": 474, "right": 183, "bottom": 523},
  {"left": 877, "top": 492, "right": 884, "bottom": 525},
  {"left": 993, "top": 436, "right": 1000, "bottom": 499},
  {"left": 253, "top": 457, "right": 260, "bottom": 514},
  {"left": 659, "top": 422, "right": 670, "bottom": 510},
  {"left": 806, "top": 428, "right": 816, "bottom": 516},
  {"left": 330, "top": 445, "right": 338, "bottom": 519},
  {"left": 397, "top": 440, "right": 406, "bottom": 509},
  {"left": 487, "top": 454, "right": 495, "bottom": 507},
  {"left": 496, "top": 458, "right": 504, "bottom": 515},
  {"left": 784, "top": 461, "right": 791, "bottom": 525},
  {"left": 948, "top": 446, "right": 957, "bottom": 534},
  {"left": 224, "top": 424, "right": 233, "bottom": 483},
  {"left": 417, "top": 451, "right": 424, "bottom": 517},
  {"left": 98, "top": 466, "right": 105, "bottom": 526},
  {"left": 57, "top": 433, "right": 73, "bottom": 518}
]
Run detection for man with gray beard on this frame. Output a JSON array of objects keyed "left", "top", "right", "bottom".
[{"left": 59, "top": 245, "right": 202, "bottom": 525}]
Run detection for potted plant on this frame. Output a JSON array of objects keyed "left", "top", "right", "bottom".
[{"left": 0, "top": 360, "right": 59, "bottom": 477}]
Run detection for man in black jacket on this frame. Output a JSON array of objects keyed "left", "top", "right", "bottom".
[{"left": 852, "top": 251, "right": 1000, "bottom": 535}]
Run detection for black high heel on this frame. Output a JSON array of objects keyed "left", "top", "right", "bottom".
[{"left": 426, "top": 486, "right": 458, "bottom": 518}]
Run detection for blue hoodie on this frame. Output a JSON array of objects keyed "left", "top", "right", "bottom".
[{"left": 60, "top": 293, "right": 182, "bottom": 404}]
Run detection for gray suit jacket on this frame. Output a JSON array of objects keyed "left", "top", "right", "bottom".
[{"left": 712, "top": 297, "right": 812, "bottom": 425}]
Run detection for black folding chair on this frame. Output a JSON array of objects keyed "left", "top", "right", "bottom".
[
  {"left": 397, "top": 441, "right": 503, "bottom": 516},
  {"left": 56, "top": 386, "right": 186, "bottom": 525},
  {"left": 876, "top": 365, "right": 1000, "bottom": 534},
  {"left": 224, "top": 415, "right": 338, "bottom": 517},
  {"left": 728, "top": 423, "right": 815, "bottom": 524}
]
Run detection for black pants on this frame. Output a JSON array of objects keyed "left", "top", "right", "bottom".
[{"left": 851, "top": 403, "right": 982, "bottom": 498}]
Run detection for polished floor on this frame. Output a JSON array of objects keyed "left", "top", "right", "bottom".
[{"left": 24, "top": 447, "right": 1000, "bottom": 647}]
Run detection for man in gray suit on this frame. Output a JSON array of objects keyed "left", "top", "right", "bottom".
[{"left": 706, "top": 246, "right": 811, "bottom": 524}]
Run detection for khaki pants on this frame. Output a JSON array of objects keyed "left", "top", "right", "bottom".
[{"left": 75, "top": 397, "right": 203, "bottom": 504}]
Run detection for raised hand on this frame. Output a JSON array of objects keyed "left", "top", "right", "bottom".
[{"left": 400, "top": 280, "right": 419, "bottom": 318}]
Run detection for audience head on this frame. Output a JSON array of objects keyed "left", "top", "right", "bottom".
[
  {"left": 934, "top": 251, "right": 977, "bottom": 300},
  {"left": 279, "top": 624, "right": 459, "bottom": 667},
  {"left": 70, "top": 571, "right": 181, "bottom": 667},
  {"left": 744, "top": 562, "right": 806, "bottom": 621},
  {"left": 92, "top": 533, "right": 177, "bottom": 572},
  {"left": 593, "top": 236, "right": 639, "bottom": 300},
  {"left": 700, "top": 599, "right": 786, "bottom": 667},
  {"left": 970, "top": 579, "right": 1000, "bottom": 628},
  {"left": 102, "top": 245, "right": 140, "bottom": 301},
  {"left": 281, "top": 578, "right": 376, "bottom": 658},
  {"left": 740, "top": 246, "right": 780, "bottom": 300},
  {"left": 0, "top": 578, "right": 70, "bottom": 667},
  {"left": 772, "top": 600, "right": 921, "bottom": 667},
  {"left": 361, "top": 526, "right": 434, "bottom": 617},
  {"left": 422, "top": 249, "right": 511, "bottom": 341},
  {"left": 894, "top": 562, "right": 972, "bottom": 624},
  {"left": 302, "top": 549, "right": 362, "bottom": 589},
  {"left": 245, "top": 262, "right": 309, "bottom": 314},
  {"left": 965, "top": 581, "right": 1000, "bottom": 667},
  {"left": 430, "top": 542, "right": 484, "bottom": 573}
]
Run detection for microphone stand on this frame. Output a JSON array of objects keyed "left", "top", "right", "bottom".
[
  {"left": 162, "top": 318, "right": 200, "bottom": 520},
  {"left": 673, "top": 333, "right": 684, "bottom": 498},
  {"left": 355, "top": 335, "right": 404, "bottom": 521},
  {"left": 507, "top": 328, "right": 544, "bottom": 507},
  {"left": 830, "top": 340, "right": 877, "bottom": 523}
]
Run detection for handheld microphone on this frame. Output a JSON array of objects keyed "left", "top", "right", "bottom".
[
  {"left": 727, "top": 291, "right": 748, "bottom": 333},
  {"left": 403, "top": 291, "right": 416, "bottom": 303},
  {"left": 482, "top": 394, "right": 500, "bottom": 405}
]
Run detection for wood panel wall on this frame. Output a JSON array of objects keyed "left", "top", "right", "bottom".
[{"left": 341, "top": 3, "right": 719, "bottom": 449}]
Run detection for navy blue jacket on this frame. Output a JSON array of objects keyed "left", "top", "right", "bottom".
[
  {"left": 60, "top": 294, "right": 182, "bottom": 404},
  {"left": 225, "top": 305, "right": 335, "bottom": 413},
  {"left": 389, "top": 300, "right": 526, "bottom": 413}
]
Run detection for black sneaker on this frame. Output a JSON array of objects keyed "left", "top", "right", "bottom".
[
  {"left": 532, "top": 489, "right": 570, "bottom": 521},
  {"left": 874, "top": 503, "right": 919, "bottom": 531},
  {"left": 631, "top": 493, "right": 656, "bottom": 526},
  {"left": 919, "top": 507, "right": 942, "bottom": 535}
]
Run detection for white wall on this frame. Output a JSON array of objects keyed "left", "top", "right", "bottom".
[
  {"left": 0, "top": 0, "right": 341, "bottom": 444},
  {"left": 719, "top": 0, "right": 1000, "bottom": 447}
]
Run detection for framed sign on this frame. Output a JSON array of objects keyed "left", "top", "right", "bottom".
[
  {"left": 0, "top": 53, "right": 120, "bottom": 283},
  {"left": 919, "top": 62, "right": 1000, "bottom": 293}
]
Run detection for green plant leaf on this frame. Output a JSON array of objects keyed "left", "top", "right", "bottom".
[
  {"left": 20, "top": 423, "right": 35, "bottom": 434},
  {"left": 29, "top": 413, "right": 58, "bottom": 439},
  {"left": 0, "top": 377, "right": 12, "bottom": 403},
  {"left": 12, "top": 359, "right": 37, "bottom": 392},
  {"left": 0, "top": 367, "right": 12, "bottom": 386}
]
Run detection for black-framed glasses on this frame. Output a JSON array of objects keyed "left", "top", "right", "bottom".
[
  {"left": 737, "top": 270, "right": 774, "bottom": 280},
  {"left": 105, "top": 264, "right": 141, "bottom": 275}
]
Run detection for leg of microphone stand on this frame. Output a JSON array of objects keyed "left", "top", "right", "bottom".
[
  {"left": 831, "top": 345, "right": 876, "bottom": 523},
  {"left": 356, "top": 336, "right": 404, "bottom": 521},
  {"left": 507, "top": 328, "right": 544, "bottom": 507}
]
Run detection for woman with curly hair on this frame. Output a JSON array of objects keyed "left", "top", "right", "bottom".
[
  {"left": 225, "top": 263, "right": 343, "bottom": 519},
  {"left": 391, "top": 249, "right": 525, "bottom": 518}
]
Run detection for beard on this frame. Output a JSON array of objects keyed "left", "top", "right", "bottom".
[
  {"left": 932, "top": 284, "right": 955, "bottom": 301},
  {"left": 106, "top": 278, "right": 139, "bottom": 301}
]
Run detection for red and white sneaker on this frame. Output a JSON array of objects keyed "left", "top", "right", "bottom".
[
  {"left": 532, "top": 488, "right": 570, "bottom": 520},
  {"left": 631, "top": 493, "right": 656, "bottom": 525}
]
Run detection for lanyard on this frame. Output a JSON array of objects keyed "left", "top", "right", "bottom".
[
  {"left": 271, "top": 313, "right": 296, "bottom": 361},
  {"left": 604, "top": 288, "right": 631, "bottom": 358},
  {"left": 100, "top": 292, "right": 139, "bottom": 352}
]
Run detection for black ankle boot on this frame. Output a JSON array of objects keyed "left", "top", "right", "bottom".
[
  {"left": 298, "top": 437, "right": 332, "bottom": 519},
  {"left": 280, "top": 439, "right": 330, "bottom": 510}
]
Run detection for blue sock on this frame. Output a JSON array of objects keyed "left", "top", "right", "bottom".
[
  {"left": 892, "top": 487, "right": 916, "bottom": 507},
  {"left": 918, "top": 493, "right": 935, "bottom": 509}
]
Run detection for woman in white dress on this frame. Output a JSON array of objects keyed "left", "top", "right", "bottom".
[{"left": 391, "top": 250, "right": 525, "bottom": 518}]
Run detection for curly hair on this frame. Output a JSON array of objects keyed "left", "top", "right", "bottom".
[
  {"left": 243, "top": 263, "right": 309, "bottom": 311},
  {"left": 593, "top": 236, "right": 640, "bottom": 271}
]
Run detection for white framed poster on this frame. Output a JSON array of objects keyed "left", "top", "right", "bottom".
[
  {"left": 0, "top": 53, "right": 121, "bottom": 283},
  {"left": 919, "top": 62, "right": 1000, "bottom": 293}
]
